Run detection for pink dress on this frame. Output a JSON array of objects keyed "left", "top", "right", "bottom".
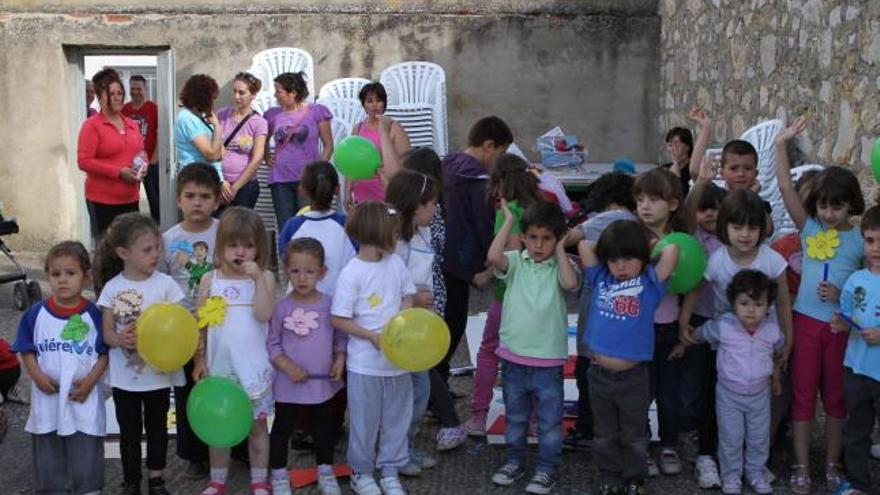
[{"left": 351, "top": 121, "right": 385, "bottom": 203}]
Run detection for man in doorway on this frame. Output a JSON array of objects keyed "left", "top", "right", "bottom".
[{"left": 121, "top": 74, "right": 160, "bottom": 222}]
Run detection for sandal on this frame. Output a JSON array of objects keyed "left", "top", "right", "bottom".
[
  {"left": 825, "top": 462, "right": 845, "bottom": 492},
  {"left": 200, "top": 481, "right": 226, "bottom": 495},
  {"left": 789, "top": 464, "right": 811, "bottom": 495},
  {"left": 250, "top": 481, "right": 272, "bottom": 495}
]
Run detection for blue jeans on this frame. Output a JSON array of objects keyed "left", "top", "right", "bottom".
[
  {"left": 501, "top": 359, "right": 563, "bottom": 474},
  {"left": 270, "top": 181, "right": 300, "bottom": 229},
  {"left": 408, "top": 371, "right": 431, "bottom": 441}
]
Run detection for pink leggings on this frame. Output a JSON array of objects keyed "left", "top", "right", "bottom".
[
  {"left": 471, "top": 300, "right": 503, "bottom": 415},
  {"left": 790, "top": 311, "right": 848, "bottom": 421}
]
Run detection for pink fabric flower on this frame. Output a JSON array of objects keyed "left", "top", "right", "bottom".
[{"left": 283, "top": 308, "right": 319, "bottom": 336}]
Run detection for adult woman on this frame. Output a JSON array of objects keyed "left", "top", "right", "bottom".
[
  {"left": 216, "top": 72, "right": 268, "bottom": 208},
  {"left": 264, "top": 72, "right": 333, "bottom": 228},
  {"left": 345, "top": 82, "right": 411, "bottom": 208},
  {"left": 174, "top": 74, "right": 230, "bottom": 198},
  {"left": 77, "top": 68, "right": 144, "bottom": 236}
]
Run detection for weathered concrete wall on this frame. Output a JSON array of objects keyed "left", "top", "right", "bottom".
[
  {"left": 0, "top": 4, "right": 660, "bottom": 249},
  {"left": 659, "top": 0, "right": 880, "bottom": 197}
]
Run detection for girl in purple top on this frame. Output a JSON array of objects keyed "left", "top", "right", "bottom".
[
  {"left": 217, "top": 72, "right": 268, "bottom": 210},
  {"left": 264, "top": 72, "right": 333, "bottom": 228},
  {"left": 267, "top": 238, "right": 346, "bottom": 495},
  {"left": 344, "top": 82, "right": 411, "bottom": 208}
]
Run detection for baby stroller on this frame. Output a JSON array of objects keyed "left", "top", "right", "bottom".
[{"left": 0, "top": 215, "right": 42, "bottom": 310}]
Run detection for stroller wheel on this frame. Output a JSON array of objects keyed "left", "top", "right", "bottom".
[
  {"left": 26, "top": 281, "right": 42, "bottom": 305},
  {"left": 12, "top": 281, "right": 27, "bottom": 310}
]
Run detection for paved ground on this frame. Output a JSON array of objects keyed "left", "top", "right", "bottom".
[{"left": 1, "top": 253, "right": 879, "bottom": 494}]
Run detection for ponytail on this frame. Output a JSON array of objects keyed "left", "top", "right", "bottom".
[{"left": 301, "top": 161, "right": 339, "bottom": 212}]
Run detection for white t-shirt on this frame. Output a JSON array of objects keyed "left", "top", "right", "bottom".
[
  {"left": 97, "top": 271, "right": 187, "bottom": 391},
  {"left": 395, "top": 226, "right": 435, "bottom": 291},
  {"left": 331, "top": 254, "right": 416, "bottom": 376},
  {"left": 161, "top": 219, "right": 218, "bottom": 310},
  {"left": 278, "top": 210, "right": 356, "bottom": 296},
  {"left": 705, "top": 244, "right": 787, "bottom": 315}
]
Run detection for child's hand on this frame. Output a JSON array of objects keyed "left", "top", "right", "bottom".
[
  {"left": 775, "top": 116, "right": 807, "bottom": 144},
  {"left": 192, "top": 358, "right": 207, "bottom": 381},
  {"left": 68, "top": 378, "right": 96, "bottom": 403},
  {"left": 413, "top": 289, "right": 434, "bottom": 310},
  {"left": 678, "top": 322, "right": 697, "bottom": 345},
  {"left": 697, "top": 153, "right": 718, "bottom": 182},
  {"left": 175, "top": 250, "right": 189, "bottom": 267},
  {"left": 861, "top": 328, "right": 880, "bottom": 345},
  {"left": 565, "top": 227, "right": 585, "bottom": 247},
  {"left": 120, "top": 323, "right": 137, "bottom": 351},
  {"left": 330, "top": 353, "right": 346, "bottom": 381},
  {"left": 830, "top": 312, "right": 848, "bottom": 333},
  {"left": 499, "top": 198, "right": 513, "bottom": 222},
  {"left": 471, "top": 268, "right": 494, "bottom": 289},
  {"left": 771, "top": 370, "right": 783, "bottom": 396},
  {"left": 668, "top": 344, "right": 686, "bottom": 360},
  {"left": 817, "top": 281, "right": 840, "bottom": 303},
  {"left": 368, "top": 332, "right": 382, "bottom": 350},
  {"left": 688, "top": 105, "right": 710, "bottom": 128},
  {"left": 749, "top": 178, "right": 762, "bottom": 193},
  {"left": 33, "top": 372, "right": 59, "bottom": 395},
  {"left": 377, "top": 115, "right": 393, "bottom": 133},
  {"left": 285, "top": 363, "right": 308, "bottom": 383},
  {"left": 240, "top": 261, "right": 261, "bottom": 280}
]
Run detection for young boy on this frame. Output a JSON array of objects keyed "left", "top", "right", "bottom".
[
  {"left": 832, "top": 206, "right": 880, "bottom": 495},
  {"left": 159, "top": 162, "right": 221, "bottom": 478},
  {"left": 487, "top": 200, "right": 579, "bottom": 495}
]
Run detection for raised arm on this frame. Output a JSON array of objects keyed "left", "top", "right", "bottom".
[
  {"left": 773, "top": 117, "right": 808, "bottom": 231},
  {"left": 487, "top": 199, "right": 514, "bottom": 273},
  {"left": 556, "top": 234, "right": 579, "bottom": 290},
  {"left": 687, "top": 106, "right": 713, "bottom": 179},
  {"left": 654, "top": 243, "right": 680, "bottom": 282},
  {"left": 576, "top": 239, "right": 599, "bottom": 268}
]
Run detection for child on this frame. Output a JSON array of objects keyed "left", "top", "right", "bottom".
[
  {"left": 278, "top": 161, "right": 356, "bottom": 296},
  {"left": 160, "top": 162, "right": 221, "bottom": 477},
  {"left": 683, "top": 270, "right": 784, "bottom": 495},
  {"left": 13, "top": 241, "right": 108, "bottom": 495},
  {"left": 95, "top": 214, "right": 186, "bottom": 495},
  {"left": 466, "top": 153, "right": 543, "bottom": 437},
  {"left": 0, "top": 337, "right": 25, "bottom": 404},
  {"left": 579, "top": 220, "right": 679, "bottom": 494},
  {"left": 192, "top": 207, "right": 276, "bottom": 495},
  {"left": 267, "top": 238, "right": 346, "bottom": 495},
  {"left": 330, "top": 202, "right": 417, "bottom": 495},
  {"left": 385, "top": 170, "right": 441, "bottom": 475},
  {"left": 487, "top": 200, "right": 578, "bottom": 494},
  {"left": 775, "top": 118, "right": 866, "bottom": 494},
  {"left": 833, "top": 206, "right": 880, "bottom": 495}
]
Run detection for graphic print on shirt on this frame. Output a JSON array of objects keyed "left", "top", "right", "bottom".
[
  {"left": 113, "top": 289, "right": 146, "bottom": 373},
  {"left": 235, "top": 135, "right": 254, "bottom": 153},
  {"left": 169, "top": 239, "right": 213, "bottom": 298},
  {"left": 283, "top": 308, "right": 319, "bottom": 336},
  {"left": 595, "top": 277, "right": 644, "bottom": 321},
  {"left": 367, "top": 293, "right": 382, "bottom": 308},
  {"left": 37, "top": 313, "right": 97, "bottom": 357},
  {"left": 274, "top": 124, "right": 308, "bottom": 147}
]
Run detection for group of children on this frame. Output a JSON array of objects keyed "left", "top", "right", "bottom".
[{"left": 6, "top": 111, "right": 880, "bottom": 495}]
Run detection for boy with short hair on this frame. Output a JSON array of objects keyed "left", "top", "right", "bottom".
[{"left": 159, "top": 162, "right": 221, "bottom": 478}]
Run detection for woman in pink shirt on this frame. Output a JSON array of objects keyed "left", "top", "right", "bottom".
[
  {"left": 343, "top": 82, "right": 411, "bottom": 209},
  {"left": 217, "top": 72, "right": 268, "bottom": 210},
  {"left": 77, "top": 68, "right": 144, "bottom": 236}
]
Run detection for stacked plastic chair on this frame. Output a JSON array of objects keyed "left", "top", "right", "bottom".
[{"left": 380, "top": 61, "right": 448, "bottom": 156}]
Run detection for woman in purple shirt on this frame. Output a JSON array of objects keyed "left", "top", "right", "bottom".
[
  {"left": 264, "top": 72, "right": 333, "bottom": 228},
  {"left": 217, "top": 72, "right": 268, "bottom": 209}
]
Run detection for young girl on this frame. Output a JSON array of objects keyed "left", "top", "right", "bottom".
[
  {"left": 578, "top": 220, "right": 679, "bottom": 494},
  {"left": 386, "top": 170, "right": 439, "bottom": 475},
  {"left": 683, "top": 270, "right": 784, "bottom": 495},
  {"left": 267, "top": 238, "right": 347, "bottom": 495},
  {"left": 13, "top": 241, "right": 108, "bottom": 495},
  {"left": 466, "top": 153, "right": 543, "bottom": 437},
  {"left": 278, "top": 161, "right": 356, "bottom": 296},
  {"left": 192, "top": 207, "right": 276, "bottom": 495},
  {"left": 95, "top": 213, "right": 186, "bottom": 495},
  {"left": 330, "top": 202, "right": 416, "bottom": 495},
  {"left": 775, "top": 118, "right": 865, "bottom": 494}
]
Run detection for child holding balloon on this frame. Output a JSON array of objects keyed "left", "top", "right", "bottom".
[
  {"left": 191, "top": 207, "right": 276, "bottom": 495},
  {"left": 774, "top": 118, "right": 865, "bottom": 494},
  {"left": 330, "top": 201, "right": 417, "bottom": 495},
  {"left": 94, "top": 213, "right": 186, "bottom": 495},
  {"left": 13, "top": 241, "right": 108, "bottom": 495}
]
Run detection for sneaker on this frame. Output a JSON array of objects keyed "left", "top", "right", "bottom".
[
  {"left": 646, "top": 457, "right": 659, "bottom": 477},
  {"left": 4, "top": 384, "right": 29, "bottom": 405},
  {"left": 184, "top": 461, "right": 210, "bottom": 480},
  {"left": 834, "top": 481, "right": 868, "bottom": 495},
  {"left": 871, "top": 443, "right": 880, "bottom": 460},
  {"left": 350, "top": 473, "right": 382, "bottom": 495},
  {"left": 436, "top": 426, "right": 467, "bottom": 451},
  {"left": 317, "top": 471, "right": 342, "bottom": 495},
  {"left": 695, "top": 456, "right": 721, "bottom": 489},
  {"left": 398, "top": 459, "right": 422, "bottom": 477},
  {"left": 271, "top": 477, "right": 292, "bottom": 495},
  {"left": 411, "top": 448, "right": 437, "bottom": 469},
  {"left": 121, "top": 483, "right": 142, "bottom": 495},
  {"left": 826, "top": 463, "right": 845, "bottom": 492},
  {"left": 562, "top": 427, "right": 593, "bottom": 451},
  {"left": 678, "top": 430, "right": 699, "bottom": 463},
  {"left": 527, "top": 421, "right": 538, "bottom": 438},
  {"left": 721, "top": 478, "right": 742, "bottom": 494},
  {"left": 622, "top": 482, "right": 645, "bottom": 495},
  {"left": 659, "top": 448, "right": 682, "bottom": 475},
  {"left": 147, "top": 477, "right": 170, "bottom": 495},
  {"left": 463, "top": 412, "right": 487, "bottom": 437},
  {"left": 747, "top": 475, "right": 773, "bottom": 494},
  {"left": 491, "top": 462, "right": 525, "bottom": 486},
  {"left": 525, "top": 471, "right": 558, "bottom": 494},
  {"left": 199, "top": 481, "right": 226, "bottom": 495},
  {"left": 378, "top": 476, "right": 406, "bottom": 495},
  {"left": 789, "top": 465, "right": 811, "bottom": 495}
]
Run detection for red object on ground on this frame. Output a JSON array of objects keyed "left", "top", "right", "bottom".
[{"left": 290, "top": 464, "right": 352, "bottom": 488}]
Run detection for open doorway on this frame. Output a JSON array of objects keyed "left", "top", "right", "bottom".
[{"left": 64, "top": 46, "right": 176, "bottom": 248}]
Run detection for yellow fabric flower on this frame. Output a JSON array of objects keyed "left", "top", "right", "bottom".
[
  {"left": 805, "top": 229, "right": 840, "bottom": 261},
  {"left": 197, "top": 296, "right": 228, "bottom": 328}
]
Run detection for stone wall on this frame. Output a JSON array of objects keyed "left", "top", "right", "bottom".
[{"left": 659, "top": 0, "right": 880, "bottom": 197}]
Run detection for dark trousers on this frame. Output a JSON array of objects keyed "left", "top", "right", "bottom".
[
  {"left": 270, "top": 400, "right": 336, "bottom": 469},
  {"left": 270, "top": 181, "right": 300, "bottom": 230},
  {"left": 143, "top": 163, "right": 160, "bottom": 224},
  {"left": 436, "top": 274, "right": 469, "bottom": 381},
  {"left": 696, "top": 346, "right": 719, "bottom": 456},
  {"left": 574, "top": 356, "right": 594, "bottom": 438},
  {"left": 652, "top": 322, "right": 683, "bottom": 448},
  {"left": 87, "top": 200, "right": 139, "bottom": 237},
  {"left": 173, "top": 360, "right": 208, "bottom": 462},
  {"left": 429, "top": 368, "right": 460, "bottom": 427},
  {"left": 112, "top": 387, "right": 170, "bottom": 484},
  {"left": 843, "top": 368, "right": 880, "bottom": 492},
  {"left": 216, "top": 179, "right": 261, "bottom": 218},
  {"left": 0, "top": 365, "right": 20, "bottom": 399},
  {"left": 589, "top": 363, "right": 650, "bottom": 486}
]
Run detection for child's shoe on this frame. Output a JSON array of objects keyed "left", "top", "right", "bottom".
[
  {"left": 199, "top": 481, "right": 225, "bottom": 495},
  {"left": 525, "top": 471, "right": 558, "bottom": 495},
  {"left": 463, "top": 412, "right": 487, "bottom": 437},
  {"left": 491, "top": 462, "right": 525, "bottom": 486},
  {"left": 378, "top": 476, "right": 406, "bottom": 495},
  {"left": 271, "top": 477, "right": 292, "bottom": 495},
  {"left": 249, "top": 481, "right": 271, "bottom": 495},
  {"left": 435, "top": 425, "right": 466, "bottom": 451},
  {"left": 398, "top": 458, "right": 422, "bottom": 477},
  {"left": 834, "top": 481, "right": 868, "bottom": 495},
  {"left": 349, "top": 473, "right": 382, "bottom": 495},
  {"left": 746, "top": 474, "right": 773, "bottom": 495},
  {"left": 147, "top": 477, "right": 170, "bottom": 495},
  {"left": 721, "top": 478, "right": 742, "bottom": 494},
  {"left": 695, "top": 456, "right": 721, "bottom": 489},
  {"left": 826, "top": 462, "right": 845, "bottom": 492},
  {"left": 659, "top": 448, "right": 682, "bottom": 475},
  {"left": 789, "top": 465, "right": 811, "bottom": 494},
  {"left": 317, "top": 471, "right": 342, "bottom": 495},
  {"left": 646, "top": 457, "right": 659, "bottom": 477},
  {"left": 4, "top": 384, "right": 29, "bottom": 405},
  {"left": 411, "top": 448, "right": 436, "bottom": 469}
]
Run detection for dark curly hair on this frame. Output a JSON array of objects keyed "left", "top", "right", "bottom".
[
  {"left": 92, "top": 68, "right": 122, "bottom": 99},
  {"left": 179, "top": 74, "right": 219, "bottom": 113},
  {"left": 274, "top": 72, "right": 309, "bottom": 102}
]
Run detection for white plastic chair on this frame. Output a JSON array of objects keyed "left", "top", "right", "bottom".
[
  {"left": 249, "top": 47, "right": 315, "bottom": 100},
  {"left": 318, "top": 77, "right": 372, "bottom": 101},
  {"left": 380, "top": 62, "right": 448, "bottom": 155},
  {"left": 317, "top": 97, "right": 367, "bottom": 130},
  {"left": 251, "top": 93, "right": 277, "bottom": 115},
  {"left": 384, "top": 104, "right": 435, "bottom": 149},
  {"left": 740, "top": 119, "right": 784, "bottom": 236},
  {"left": 773, "top": 163, "right": 827, "bottom": 235}
]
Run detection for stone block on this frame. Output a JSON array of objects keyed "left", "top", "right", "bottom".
[
  {"left": 760, "top": 34, "right": 776, "bottom": 76},
  {"left": 832, "top": 100, "right": 856, "bottom": 164}
]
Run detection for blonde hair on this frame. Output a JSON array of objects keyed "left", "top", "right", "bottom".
[
  {"left": 214, "top": 207, "right": 269, "bottom": 270},
  {"left": 344, "top": 201, "right": 398, "bottom": 252}
]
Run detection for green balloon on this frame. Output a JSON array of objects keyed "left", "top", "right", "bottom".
[
  {"left": 872, "top": 137, "right": 880, "bottom": 183},
  {"left": 651, "top": 232, "right": 707, "bottom": 294},
  {"left": 187, "top": 376, "right": 253, "bottom": 447},
  {"left": 333, "top": 135, "right": 381, "bottom": 180}
]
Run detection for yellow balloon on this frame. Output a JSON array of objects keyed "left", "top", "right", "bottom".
[
  {"left": 380, "top": 308, "right": 451, "bottom": 372},
  {"left": 136, "top": 303, "right": 199, "bottom": 372}
]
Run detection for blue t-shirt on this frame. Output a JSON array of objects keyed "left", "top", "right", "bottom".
[
  {"left": 174, "top": 108, "right": 223, "bottom": 179},
  {"left": 585, "top": 264, "right": 666, "bottom": 361},
  {"left": 794, "top": 217, "right": 863, "bottom": 322},
  {"left": 840, "top": 268, "right": 880, "bottom": 381}
]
